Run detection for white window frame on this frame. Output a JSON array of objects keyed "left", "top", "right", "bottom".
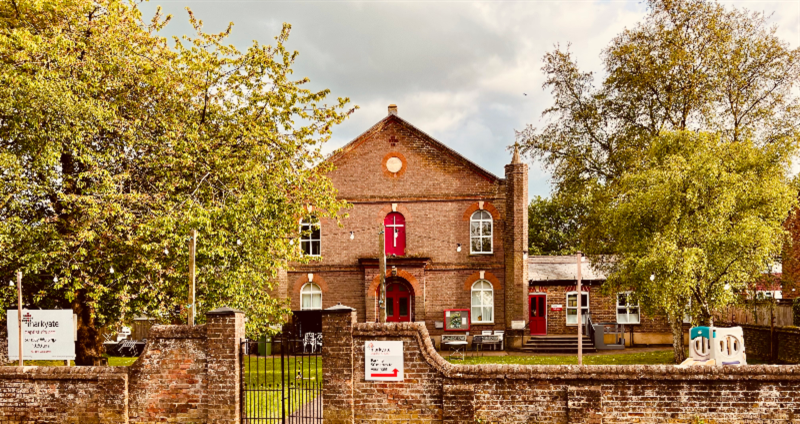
[
  {"left": 300, "top": 219, "right": 321, "bottom": 257},
  {"left": 616, "top": 292, "right": 640, "bottom": 324},
  {"left": 470, "top": 210, "right": 493, "bottom": 254},
  {"left": 470, "top": 280, "right": 494, "bottom": 324},
  {"left": 300, "top": 282, "right": 322, "bottom": 310},
  {"left": 566, "top": 291, "right": 589, "bottom": 326}
]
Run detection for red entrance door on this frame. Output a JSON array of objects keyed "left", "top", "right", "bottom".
[
  {"left": 529, "top": 295, "right": 547, "bottom": 335},
  {"left": 385, "top": 283, "right": 411, "bottom": 322}
]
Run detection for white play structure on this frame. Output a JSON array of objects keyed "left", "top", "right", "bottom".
[{"left": 679, "top": 326, "right": 747, "bottom": 367}]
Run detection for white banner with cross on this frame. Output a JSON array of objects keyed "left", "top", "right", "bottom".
[{"left": 7, "top": 310, "right": 76, "bottom": 360}]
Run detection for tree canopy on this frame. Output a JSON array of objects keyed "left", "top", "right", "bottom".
[
  {"left": 519, "top": 0, "right": 800, "bottom": 362},
  {"left": 0, "top": 0, "right": 354, "bottom": 363},
  {"left": 519, "top": 0, "right": 800, "bottom": 199},
  {"left": 528, "top": 195, "right": 581, "bottom": 256},
  {"left": 591, "top": 131, "right": 796, "bottom": 362}
]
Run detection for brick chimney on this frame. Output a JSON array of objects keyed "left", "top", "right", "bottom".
[
  {"left": 504, "top": 144, "right": 528, "bottom": 330},
  {"left": 388, "top": 104, "right": 398, "bottom": 116}
]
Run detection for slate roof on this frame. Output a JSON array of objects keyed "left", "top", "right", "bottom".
[{"left": 528, "top": 255, "right": 607, "bottom": 283}]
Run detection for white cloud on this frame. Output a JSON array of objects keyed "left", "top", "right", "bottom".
[{"left": 141, "top": 0, "right": 800, "bottom": 198}]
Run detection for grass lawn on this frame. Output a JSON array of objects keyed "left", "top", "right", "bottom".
[
  {"left": 447, "top": 350, "right": 678, "bottom": 365},
  {"left": 242, "top": 355, "right": 322, "bottom": 420}
]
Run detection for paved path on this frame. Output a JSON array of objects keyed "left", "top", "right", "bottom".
[{"left": 288, "top": 397, "right": 322, "bottom": 423}]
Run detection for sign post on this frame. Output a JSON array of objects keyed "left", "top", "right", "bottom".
[
  {"left": 365, "top": 341, "right": 403, "bottom": 381},
  {"left": 16, "top": 271, "right": 22, "bottom": 366},
  {"left": 576, "top": 251, "right": 583, "bottom": 365},
  {"left": 378, "top": 226, "right": 387, "bottom": 324},
  {"left": 189, "top": 229, "right": 197, "bottom": 326}
]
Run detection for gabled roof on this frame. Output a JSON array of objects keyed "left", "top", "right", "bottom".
[{"left": 326, "top": 114, "right": 502, "bottom": 183}]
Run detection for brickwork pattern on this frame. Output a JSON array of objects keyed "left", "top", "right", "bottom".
[
  {"left": 288, "top": 112, "right": 524, "bottom": 335},
  {"left": 322, "top": 310, "right": 357, "bottom": 424},
  {"left": 0, "top": 309, "right": 243, "bottom": 424},
  {"left": 128, "top": 325, "right": 208, "bottom": 423},
  {"left": 323, "top": 310, "right": 800, "bottom": 423},
  {"left": 531, "top": 284, "right": 672, "bottom": 337},
  {"left": 0, "top": 367, "right": 128, "bottom": 423},
  {"left": 719, "top": 322, "right": 800, "bottom": 364}
]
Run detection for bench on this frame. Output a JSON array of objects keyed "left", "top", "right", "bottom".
[{"left": 441, "top": 334, "right": 468, "bottom": 360}]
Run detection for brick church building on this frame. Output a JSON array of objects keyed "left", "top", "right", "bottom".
[{"left": 275, "top": 105, "right": 673, "bottom": 347}]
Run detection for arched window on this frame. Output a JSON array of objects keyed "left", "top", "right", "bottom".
[
  {"left": 471, "top": 280, "right": 494, "bottom": 323},
  {"left": 300, "top": 219, "right": 321, "bottom": 256},
  {"left": 384, "top": 212, "right": 405, "bottom": 256},
  {"left": 470, "top": 210, "right": 492, "bottom": 254},
  {"left": 300, "top": 283, "right": 322, "bottom": 310}
]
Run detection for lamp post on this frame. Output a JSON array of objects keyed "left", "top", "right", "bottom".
[
  {"left": 576, "top": 252, "right": 582, "bottom": 366},
  {"left": 188, "top": 230, "right": 197, "bottom": 326},
  {"left": 16, "top": 271, "right": 22, "bottom": 366},
  {"left": 378, "top": 226, "right": 387, "bottom": 323}
]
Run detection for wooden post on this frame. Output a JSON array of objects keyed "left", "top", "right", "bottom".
[
  {"left": 378, "top": 226, "right": 387, "bottom": 324},
  {"left": 189, "top": 229, "right": 197, "bottom": 326},
  {"left": 576, "top": 252, "right": 582, "bottom": 365},
  {"left": 17, "top": 271, "right": 22, "bottom": 367}
]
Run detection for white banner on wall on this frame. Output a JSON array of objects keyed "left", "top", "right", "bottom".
[
  {"left": 365, "top": 340, "right": 404, "bottom": 382},
  {"left": 7, "top": 309, "right": 76, "bottom": 360}
]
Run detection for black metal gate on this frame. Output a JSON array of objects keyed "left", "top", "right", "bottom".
[{"left": 241, "top": 312, "right": 323, "bottom": 423}]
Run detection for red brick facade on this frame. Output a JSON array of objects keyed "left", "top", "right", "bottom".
[{"left": 277, "top": 105, "right": 527, "bottom": 339}]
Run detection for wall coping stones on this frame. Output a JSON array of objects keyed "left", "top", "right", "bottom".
[
  {"left": 353, "top": 321, "right": 800, "bottom": 381},
  {"left": 206, "top": 306, "right": 243, "bottom": 315},
  {"left": 148, "top": 324, "right": 207, "bottom": 339},
  {"left": 0, "top": 366, "right": 129, "bottom": 381}
]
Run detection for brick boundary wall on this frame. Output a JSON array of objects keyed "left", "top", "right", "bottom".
[
  {"left": 0, "top": 307, "right": 243, "bottom": 423},
  {"left": 324, "top": 309, "right": 800, "bottom": 424},
  {"left": 718, "top": 322, "right": 800, "bottom": 364}
]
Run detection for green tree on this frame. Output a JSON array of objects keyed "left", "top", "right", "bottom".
[
  {"left": 590, "top": 131, "right": 796, "bottom": 363},
  {"left": 519, "top": 0, "right": 800, "bottom": 202},
  {"left": 0, "top": 0, "right": 354, "bottom": 364},
  {"left": 528, "top": 195, "right": 582, "bottom": 256},
  {"left": 518, "top": 0, "right": 800, "bottom": 361}
]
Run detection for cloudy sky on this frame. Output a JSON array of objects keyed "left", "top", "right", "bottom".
[{"left": 139, "top": 0, "right": 800, "bottom": 198}]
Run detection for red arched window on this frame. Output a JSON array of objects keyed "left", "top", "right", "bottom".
[{"left": 384, "top": 212, "right": 405, "bottom": 256}]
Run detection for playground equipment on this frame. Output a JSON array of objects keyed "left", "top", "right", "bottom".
[{"left": 679, "top": 326, "right": 747, "bottom": 367}]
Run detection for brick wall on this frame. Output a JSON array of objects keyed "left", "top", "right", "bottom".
[
  {"left": 0, "top": 367, "right": 128, "bottom": 423},
  {"left": 323, "top": 310, "right": 800, "bottom": 423},
  {"left": 718, "top": 322, "right": 800, "bottom": 364},
  {"left": 0, "top": 308, "right": 243, "bottom": 423}
]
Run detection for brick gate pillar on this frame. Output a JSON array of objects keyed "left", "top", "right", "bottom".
[
  {"left": 206, "top": 307, "right": 245, "bottom": 423},
  {"left": 322, "top": 306, "right": 357, "bottom": 424}
]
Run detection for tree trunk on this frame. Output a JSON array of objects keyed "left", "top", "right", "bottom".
[
  {"left": 670, "top": 316, "right": 686, "bottom": 364},
  {"left": 73, "top": 290, "right": 104, "bottom": 365}
]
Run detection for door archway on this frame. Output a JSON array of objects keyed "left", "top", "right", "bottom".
[{"left": 378, "top": 278, "right": 415, "bottom": 322}]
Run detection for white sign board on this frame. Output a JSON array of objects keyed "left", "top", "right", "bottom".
[
  {"left": 7, "top": 310, "right": 76, "bottom": 360},
  {"left": 511, "top": 320, "right": 525, "bottom": 330},
  {"left": 365, "top": 341, "right": 403, "bottom": 381}
]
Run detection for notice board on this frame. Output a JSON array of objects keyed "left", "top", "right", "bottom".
[
  {"left": 365, "top": 340, "right": 404, "bottom": 381},
  {"left": 7, "top": 309, "right": 76, "bottom": 360}
]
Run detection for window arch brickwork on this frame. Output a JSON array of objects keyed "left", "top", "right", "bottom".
[
  {"left": 462, "top": 270, "right": 502, "bottom": 291},
  {"left": 461, "top": 201, "right": 501, "bottom": 221}
]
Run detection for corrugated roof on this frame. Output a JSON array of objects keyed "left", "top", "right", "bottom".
[{"left": 527, "top": 255, "right": 607, "bottom": 282}]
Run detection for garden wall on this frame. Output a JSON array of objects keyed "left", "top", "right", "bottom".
[
  {"left": 323, "top": 309, "right": 800, "bottom": 424},
  {"left": 0, "top": 307, "right": 244, "bottom": 423},
  {"left": 718, "top": 322, "right": 800, "bottom": 364}
]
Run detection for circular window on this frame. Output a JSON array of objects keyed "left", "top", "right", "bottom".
[{"left": 386, "top": 157, "right": 403, "bottom": 173}]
